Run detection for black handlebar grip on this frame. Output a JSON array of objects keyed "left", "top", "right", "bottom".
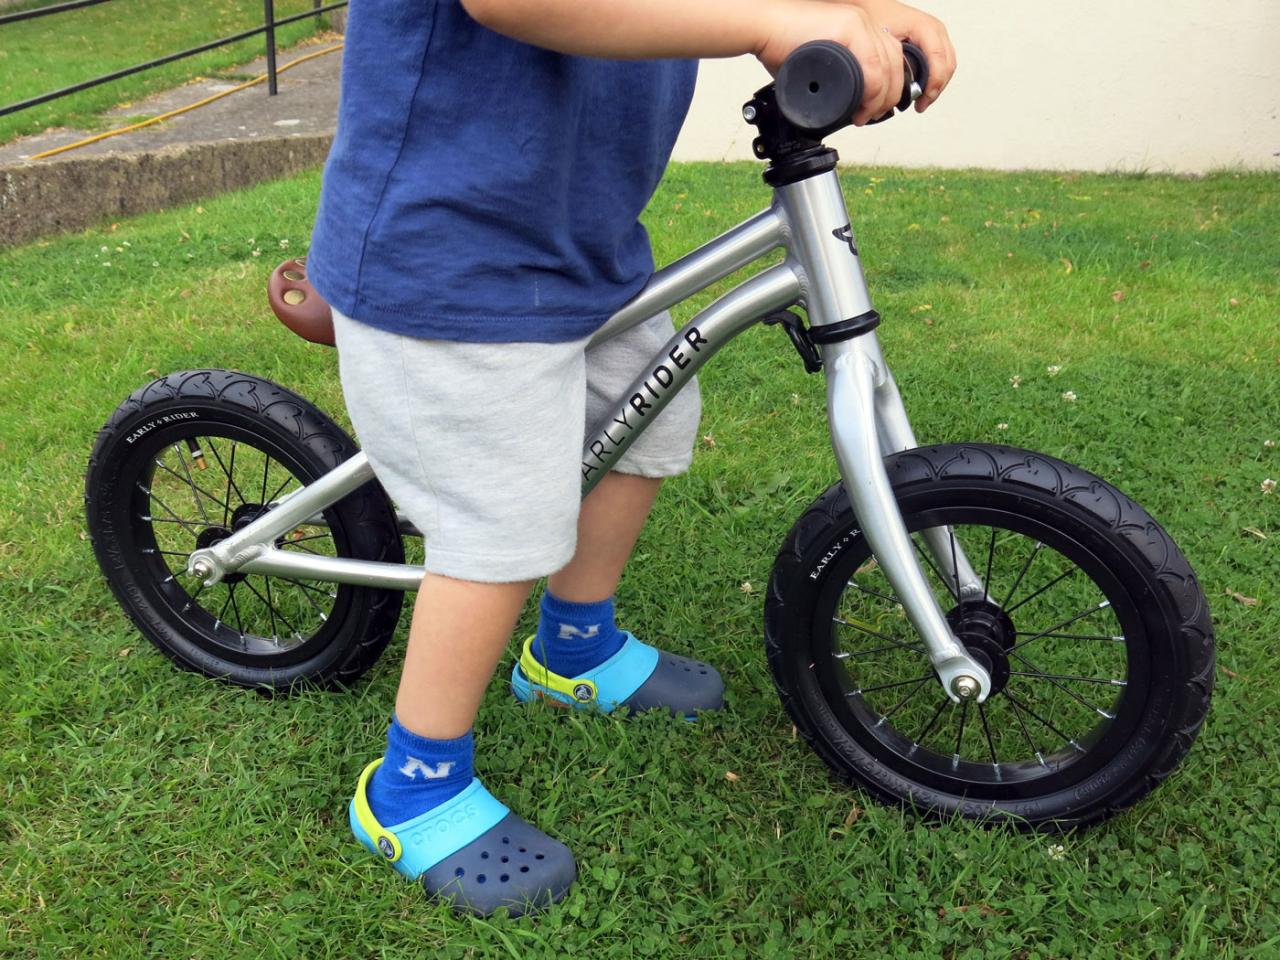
[
  {"left": 775, "top": 40, "right": 931, "bottom": 133},
  {"left": 774, "top": 40, "right": 864, "bottom": 134},
  {"left": 899, "top": 41, "right": 929, "bottom": 111}
]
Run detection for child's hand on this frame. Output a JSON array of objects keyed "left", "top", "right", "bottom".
[
  {"left": 755, "top": 1, "right": 908, "bottom": 126},
  {"left": 844, "top": 0, "right": 956, "bottom": 112}
]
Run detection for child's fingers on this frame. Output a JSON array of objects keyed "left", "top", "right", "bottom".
[
  {"left": 843, "top": 9, "right": 892, "bottom": 125},
  {"left": 911, "top": 22, "right": 956, "bottom": 113},
  {"left": 852, "top": 22, "right": 902, "bottom": 124}
]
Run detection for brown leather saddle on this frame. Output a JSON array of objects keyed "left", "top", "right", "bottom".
[{"left": 267, "top": 257, "right": 335, "bottom": 346}]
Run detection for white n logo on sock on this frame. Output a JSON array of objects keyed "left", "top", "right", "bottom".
[
  {"left": 399, "top": 756, "right": 455, "bottom": 780},
  {"left": 558, "top": 623, "right": 600, "bottom": 641}
]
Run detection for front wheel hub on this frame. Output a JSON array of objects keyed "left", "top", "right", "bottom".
[{"left": 946, "top": 599, "right": 1016, "bottom": 697}]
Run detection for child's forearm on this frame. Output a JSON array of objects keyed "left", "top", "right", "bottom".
[
  {"left": 463, "top": 0, "right": 801, "bottom": 63},
  {"left": 461, "top": 0, "right": 909, "bottom": 123}
]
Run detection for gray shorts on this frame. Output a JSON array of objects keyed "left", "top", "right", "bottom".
[{"left": 332, "top": 308, "right": 701, "bottom": 583}]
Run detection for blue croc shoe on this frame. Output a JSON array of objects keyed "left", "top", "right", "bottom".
[
  {"left": 349, "top": 759, "right": 576, "bottom": 917},
  {"left": 510, "top": 632, "right": 725, "bottom": 719}
]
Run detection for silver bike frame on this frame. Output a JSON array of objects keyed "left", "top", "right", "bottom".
[{"left": 186, "top": 171, "right": 992, "bottom": 702}]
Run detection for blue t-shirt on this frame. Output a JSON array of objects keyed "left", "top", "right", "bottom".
[{"left": 308, "top": 0, "right": 697, "bottom": 343}]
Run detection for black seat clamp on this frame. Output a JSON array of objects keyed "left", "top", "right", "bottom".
[{"left": 807, "top": 310, "right": 881, "bottom": 345}]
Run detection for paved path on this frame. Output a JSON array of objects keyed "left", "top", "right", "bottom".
[
  {"left": 0, "top": 41, "right": 343, "bottom": 244},
  {"left": 0, "top": 42, "right": 342, "bottom": 166}
]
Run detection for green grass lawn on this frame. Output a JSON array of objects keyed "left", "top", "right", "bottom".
[
  {"left": 0, "top": 0, "right": 332, "bottom": 144},
  {"left": 1, "top": 162, "right": 1277, "bottom": 958}
]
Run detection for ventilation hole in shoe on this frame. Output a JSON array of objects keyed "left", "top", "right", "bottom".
[
  {"left": 455, "top": 867, "right": 465, "bottom": 878},
  {"left": 476, "top": 874, "right": 487, "bottom": 884},
  {"left": 502, "top": 837, "right": 511, "bottom": 844},
  {"left": 520, "top": 865, "right": 530, "bottom": 873},
  {"left": 535, "top": 853, "right": 545, "bottom": 860},
  {"left": 519, "top": 847, "right": 527, "bottom": 853},
  {"left": 480, "top": 851, "right": 489, "bottom": 859},
  {"left": 501, "top": 855, "right": 509, "bottom": 863},
  {"left": 500, "top": 874, "right": 510, "bottom": 883},
  {"left": 700, "top": 669, "right": 708, "bottom": 675}
]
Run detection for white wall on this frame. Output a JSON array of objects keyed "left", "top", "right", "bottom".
[{"left": 672, "top": 0, "right": 1280, "bottom": 173}]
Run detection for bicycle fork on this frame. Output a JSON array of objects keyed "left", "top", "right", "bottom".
[{"left": 776, "top": 171, "right": 992, "bottom": 703}]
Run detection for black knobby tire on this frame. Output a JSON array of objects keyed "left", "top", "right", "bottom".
[
  {"left": 765, "top": 444, "right": 1214, "bottom": 829},
  {"left": 85, "top": 369, "right": 405, "bottom": 689}
]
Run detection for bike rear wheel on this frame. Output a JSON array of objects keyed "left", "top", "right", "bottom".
[
  {"left": 85, "top": 369, "right": 405, "bottom": 690},
  {"left": 765, "top": 444, "right": 1214, "bottom": 829}
]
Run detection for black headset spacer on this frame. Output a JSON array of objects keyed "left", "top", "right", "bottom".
[{"left": 806, "top": 310, "right": 882, "bottom": 344}]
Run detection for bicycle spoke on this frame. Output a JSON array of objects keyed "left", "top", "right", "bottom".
[
  {"left": 214, "top": 588, "right": 234, "bottom": 629},
  {"left": 280, "top": 577, "right": 338, "bottom": 600},
  {"left": 953, "top": 699, "right": 969, "bottom": 761},
  {"left": 912, "top": 535, "right": 959, "bottom": 603},
  {"left": 909, "top": 696, "right": 950, "bottom": 752},
  {"left": 1009, "top": 600, "right": 1112, "bottom": 655},
  {"left": 982, "top": 527, "right": 997, "bottom": 604},
  {"left": 1005, "top": 694, "right": 1046, "bottom": 767},
  {"left": 1013, "top": 631, "right": 1124, "bottom": 642},
  {"left": 170, "top": 444, "right": 213, "bottom": 525},
  {"left": 833, "top": 616, "right": 910, "bottom": 649},
  {"left": 1008, "top": 670, "right": 1126, "bottom": 686},
  {"left": 181, "top": 581, "right": 207, "bottom": 613},
  {"left": 1008, "top": 651, "right": 1115, "bottom": 718},
  {"left": 154, "top": 455, "right": 229, "bottom": 519},
  {"left": 977, "top": 702, "right": 999, "bottom": 767},
  {"left": 279, "top": 532, "right": 333, "bottom": 546},
  {"left": 1004, "top": 566, "right": 1076, "bottom": 615},
  {"left": 875, "top": 675, "right": 932, "bottom": 726},
  {"left": 949, "top": 528, "right": 961, "bottom": 601},
  {"left": 242, "top": 578, "right": 304, "bottom": 641},
  {"left": 835, "top": 640, "right": 926, "bottom": 660},
  {"left": 139, "top": 485, "right": 202, "bottom": 537},
  {"left": 206, "top": 438, "right": 249, "bottom": 517},
  {"left": 279, "top": 541, "right": 324, "bottom": 556},
  {"left": 259, "top": 448, "right": 271, "bottom": 506},
  {"left": 228, "top": 583, "right": 246, "bottom": 642},
  {"left": 1000, "top": 540, "right": 1042, "bottom": 608},
  {"left": 274, "top": 575, "right": 330, "bottom": 623},
  {"left": 847, "top": 578, "right": 901, "bottom": 606},
  {"left": 262, "top": 576, "right": 281, "bottom": 642},
  {"left": 1004, "top": 691, "right": 1084, "bottom": 754},
  {"left": 266, "top": 472, "right": 298, "bottom": 507},
  {"left": 847, "top": 672, "right": 934, "bottom": 697}
]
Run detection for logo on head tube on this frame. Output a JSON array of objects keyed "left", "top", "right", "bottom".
[{"left": 831, "top": 223, "right": 858, "bottom": 256}]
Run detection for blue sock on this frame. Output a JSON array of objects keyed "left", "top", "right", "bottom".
[
  {"left": 366, "top": 716, "right": 473, "bottom": 827},
  {"left": 530, "top": 591, "right": 627, "bottom": 677}
]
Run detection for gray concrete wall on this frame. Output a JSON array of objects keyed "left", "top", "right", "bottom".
[
  {"left": 0, "top": 135, "right": 331, "bottom": 246},
  {"left": 674, "top": 0, "right": 1280, "bottom": 173}
]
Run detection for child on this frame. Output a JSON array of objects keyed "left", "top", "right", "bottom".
[{"left": 307, "top": 0, "right": 956, "bottom": 917}]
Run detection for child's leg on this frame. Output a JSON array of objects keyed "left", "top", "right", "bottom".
[
  {"left": 395, "top": 574, "right": 533, "bottom": 738},
  {"left": 331, "top": 309, "right": 585, "bottom": 914},
  {"left": 547, "top": 472, "right": 661, "bottom": 602},
  {"left": 362, "top": 575, "right": 530, "bottom": 832},
  {"left": 517, "top": 312, "right": 723, "bottom": 714}
]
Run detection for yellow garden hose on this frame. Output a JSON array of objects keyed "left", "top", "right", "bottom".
[{"left": 29, "top": 42, "right": 344, "bottom": 161}]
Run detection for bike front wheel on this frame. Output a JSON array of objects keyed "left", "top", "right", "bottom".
[{"left": 765, "top": 444, "right": 1214, "bottom": 830}]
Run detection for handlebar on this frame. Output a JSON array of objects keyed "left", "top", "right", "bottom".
[{"left": 773, "top": 40, "right": 929, "bottom": 137}]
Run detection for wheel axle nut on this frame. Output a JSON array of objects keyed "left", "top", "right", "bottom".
[
  {"left": 951, "top": 675, "right": 980, "bottom": 700},
  {"left": 191, "top": 559, "right": 213, "bottom": 580}
]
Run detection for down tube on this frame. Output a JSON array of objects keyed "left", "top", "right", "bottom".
[{"left": 580, "top": 264, "right": 801, "bottom": 496}]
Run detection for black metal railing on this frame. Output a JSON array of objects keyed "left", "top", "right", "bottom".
[{"left": 0, "top": 0, "right": 346, "bottom": 119}]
